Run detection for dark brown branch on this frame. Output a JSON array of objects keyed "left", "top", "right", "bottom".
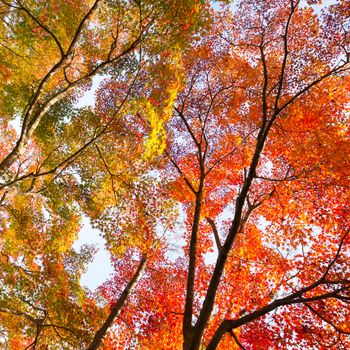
[
  {"left": 273, "top": 0, "right": 297, "bottom": 112},
  {"left": 321, "top": 229, "right": 350, "bottom": 280},
  {"left": 0, "top": 40, "right": 31, "bottom": 63},
  {"left": 305, "top": 303, "right": 350, "bottom": 335},
  {"left": 206, "top": 229, "right": 350, "bottom": 349},
  {"left": 189, "top": 108, "right": 271, "bottom": 349},
  {"left": 205, "top": 128, "right": 258, "bottom": 176},
  {"left": 16, "top": 0, "right": 65, "bottom": 57},
  {"left": 0, "top": 190, "right": 7, "bottom": 206},
  {"left": 25, "top": 33, "right": 140, "bottom": 138},
  {"left": 255, "top": 174, "right": 297, "bottom": 182},
  {"left": 42, "top": 322, "right": 82, "bottom": 340},
  {"left": 277, "top": 60, "right": 350, "bottom": 115},
  {"left": 183, "top": 185, "right": 204, "bottom": 348},
  {"left": 229, "top": 330, "right": 247, "bottom": 350},
  {"left": 175, "top": 107, "right": 201, "bottom": 149},
  {"left": 206, "top": 287, "right": 349, "bottom": 350},
  {"left": 259, "top": 33, "right": 269, "bottom": 123},
  {"left": 178, "top": 73, "right": 198, "bottom": 114},
  {"left": 0, "top": 307, "right": 38, "bottom": 324},
  {"left": 165, "top": 150, "right": 197, "bottom": 194},
  {"left": 206, "top": 217, "right": 222, "bottom": 252},
  {"left": 86, "top": 255, "right": 146, "bottom": 350}
]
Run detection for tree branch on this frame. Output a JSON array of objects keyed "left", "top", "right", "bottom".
[
  {"left": 206, "top": 217, "right": 222, "bottom": 252},
  {"left": 86, "top": 255, "right": 146, "bottom": 350},
  {"left": 206, "top": 229, "right": 350, "bottom": 349}
]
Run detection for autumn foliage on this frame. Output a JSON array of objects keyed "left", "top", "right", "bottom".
[{"left": 0, "top": 0, "right": 349, "bottom": 349}]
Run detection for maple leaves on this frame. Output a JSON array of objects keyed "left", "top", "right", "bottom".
[
  {"left": 0, "top": 0, "right": 349, "bottom": 349},
  {"left": 0, "top": 0, "right": 205, "bottom": 348},
  {"left": 157, "top": 1, "right": 349, "bottom": 349}
]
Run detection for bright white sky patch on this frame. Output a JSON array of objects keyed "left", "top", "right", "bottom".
[
  {"left": 77, "top": 75, "right": 105, "bottom": 108},
  {"left": 73, "top": 216, "right": 113, "bottom": 290}
]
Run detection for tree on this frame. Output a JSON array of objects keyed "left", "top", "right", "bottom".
[
  {"left": 0, "top": 0, "right": 349, "bottom": 349},
  {"left": 0, "top": 0, "right": 204, "bottom": 348},
  {"left": 100, "top": 0, "right": 350, "bottom": 349}
]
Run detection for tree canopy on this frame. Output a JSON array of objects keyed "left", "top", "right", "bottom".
[{"left": 0, "top": 0, "right": 349, "bottom": 349}]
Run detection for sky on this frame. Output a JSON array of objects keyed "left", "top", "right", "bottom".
[
  {"left": 73, "top": 216, "right": 113, "bottom": 290},
  {"left": 73, "top": 76, "right": 114, "bottom": 290}
]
